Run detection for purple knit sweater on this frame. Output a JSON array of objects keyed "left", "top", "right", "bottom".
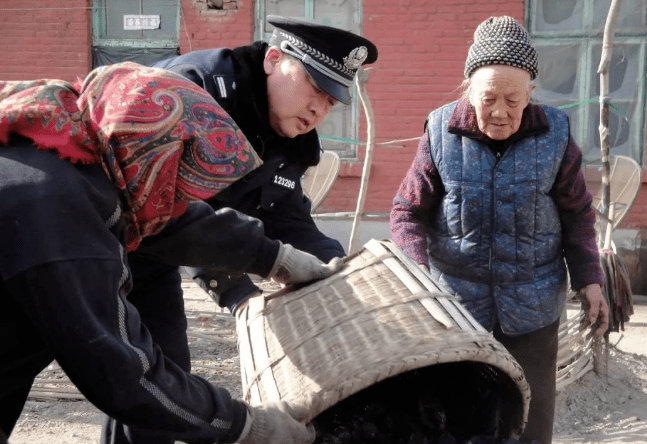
[{"left": 390, "top": 98, "right": 604, "bottom": 291}]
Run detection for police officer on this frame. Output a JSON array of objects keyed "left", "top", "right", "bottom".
[
  {"left": 102, "top": 16, "right": 378, "bottom": 444},
  {"left": 151, "top": 16, "right": 378, "bottom": 309}
]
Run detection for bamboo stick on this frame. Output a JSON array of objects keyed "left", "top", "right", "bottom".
[
  {"left": 28, "top": 391, "right": 85, "bottom": 400},
  {"left": 597, "top": 0, "right": 624, "bottom": 248},
  {"left": 595, "top": 0, "right": 624, "bottom": 376},
  {"left": 349, "top": 67, "right": 375, "bottom": 254}
]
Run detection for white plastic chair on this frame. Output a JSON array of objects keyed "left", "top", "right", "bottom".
[
  {"left": 583, "top": 155, "right": 642, "bottom": 245},
  {"left": 302, "top": 150, "right": 341, "bottom": 213}
]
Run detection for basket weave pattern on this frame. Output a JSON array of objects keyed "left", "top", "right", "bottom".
[{"left": 236, "top": 239, "right": 531, "bottom": 437}]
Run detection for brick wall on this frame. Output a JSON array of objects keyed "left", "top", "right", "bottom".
[
  {"left": 178, "top": 0, "right": 253, "bottom": 52},
  {"left": 0, "top": 0, "right": 91, "bottom": 81},
  {"left": 319, "top": 0, "right": 526, "bottom": 214},
  {"left": 623, "top": 174, "right": 647, "bottom": 229},
  {"left": 0, "top": 0, "right": 255, "bottom": 81},
  {"left": 1, "top": 0, "right": 645, "bottom": 228}
]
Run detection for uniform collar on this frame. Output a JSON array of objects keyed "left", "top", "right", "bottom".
[
  {"left": 447, "top": 97, "right": 551, "bottom": 144},
  {"left": 229, "top": 42, "right": 273, "bottom": 147}
]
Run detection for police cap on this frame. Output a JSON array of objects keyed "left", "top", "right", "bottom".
[{"left": 268, "top": 15, "right": 378, "bottom": 105}]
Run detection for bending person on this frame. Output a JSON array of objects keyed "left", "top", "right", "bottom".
[
  {"left": 0, "top": 62, "right": 340, "bottom": 444},
  {"left": 103, "top": 16, "right": 378, "bottom": 444}
]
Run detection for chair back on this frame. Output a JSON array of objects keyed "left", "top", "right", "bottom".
[
  {"left": 584, "top": 155, "right": 642, "bottom": 230},
  {"left": 302, "top": 150, "right": 340, "bottom": 213}
]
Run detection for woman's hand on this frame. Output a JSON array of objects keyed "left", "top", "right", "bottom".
[{"left": 580, "top": 284, "right": 609, "bottom": 338}]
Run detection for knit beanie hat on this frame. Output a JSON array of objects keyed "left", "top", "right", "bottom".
[{"left": 464, "top": 16, "right": 538, "bottom": 80}]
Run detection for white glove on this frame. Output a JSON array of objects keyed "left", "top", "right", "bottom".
[
  {"left": 236, "top": 401, "right": 316, "bottom": 444},
  {"left": 268, "top": 242, "right": 343, "bottom": 285}
]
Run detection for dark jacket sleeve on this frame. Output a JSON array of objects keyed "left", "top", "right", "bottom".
[
  {"left": 136, "top": 201, "right": 280, "bottom": 277},
  {"left": 262, "top": 188, "right": 345, "bottom": 262},
  {"left": 0, "top": 146, "right": 248, "bottom": 443},
  {"left": 185, "top": 267, "right": 259, "bottom": 313},
  {"left": 191, "top": 191, "right": 346, "bottom": 312},
  {"left": 194, "top": 155, "right": 346, "bottom": 312},
  {"left": 255, "top": 156, "right": 345, "bottom": 262},
  {"left": 7, "top": 258, "right": 248, "bottom": 443},
  {"left": 134, "top": 202, "right": 282, "bottom": 312}
]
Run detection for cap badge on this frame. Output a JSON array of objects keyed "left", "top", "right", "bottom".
[{"left": 344, "top": 46, "right": 368, "bottom": 69}]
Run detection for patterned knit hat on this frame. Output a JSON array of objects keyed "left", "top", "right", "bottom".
[{"left": 464, "top": 16, "right": 538, "bottom": 80}]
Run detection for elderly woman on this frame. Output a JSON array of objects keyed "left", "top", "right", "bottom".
[
  {"left": 0, "top": 62, "right": 339, "bottom": 444},
  {"left": 390, "top": 16, "right": 608, "bottom": 444}
]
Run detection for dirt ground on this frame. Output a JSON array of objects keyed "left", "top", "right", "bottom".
[{"left": 8, "top": 282, "right": 647, "bottom": 444}]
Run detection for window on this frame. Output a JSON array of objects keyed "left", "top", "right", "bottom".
[
  {"left": 527, "top": 0, "right": 647, "bottom": 164},
  {"left": 256, "top": 0, "right": 364, "bottom": 159},
  {"left": 92, "top": 0, "right": 179, "bottom": 68}
]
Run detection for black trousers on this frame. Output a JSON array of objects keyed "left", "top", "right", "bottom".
[
  {"left": 0, "top": 286, "right": 54, "bottom": 437},
  {"left": 101, "top": 254, "right": 190, "bottom": 444},
  {"left": 494, "top": 319, "right": 560, "bottom": 444}
]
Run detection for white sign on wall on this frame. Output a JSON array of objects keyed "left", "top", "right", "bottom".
[{"left": 124, "top": 15, "right": 161, "bottom": 30}]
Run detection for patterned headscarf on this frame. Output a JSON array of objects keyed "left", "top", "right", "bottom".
[
  {"left": 0, "top": 62, "right": 261, "bottom": 250},
  {"left": 464, "top": 16, "right": 538, "bottom": 80}
]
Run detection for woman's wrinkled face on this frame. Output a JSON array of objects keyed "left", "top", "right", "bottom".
[
  {"left": 264, "top": 47, "right": 337, "bottom": 138},
  {"left": 468, "top": 65, "right": 534, "bottom": 140}
]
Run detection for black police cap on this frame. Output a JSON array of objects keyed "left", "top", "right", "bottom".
[{"left": 268, "top": 15, "right": 378, "bottom": 105}]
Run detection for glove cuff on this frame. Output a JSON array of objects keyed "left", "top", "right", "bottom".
[
  {"left": 267, "top": 242, "right": 294, "bottom": 283},
  {"left": 238, "top": 404, "right": 269, "bottom": 444},
  {"left": 236, "top": 408, "right": 254, "bottom": 443}
]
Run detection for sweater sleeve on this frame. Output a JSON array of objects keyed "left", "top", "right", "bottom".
[
  {"left": 389, "top": 128, "right": 442, "bottom": 266},
  {"left": 551, "top": 135, "right": 604, "bottom": 290}
]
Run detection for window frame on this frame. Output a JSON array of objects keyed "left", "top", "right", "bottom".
[
  {"left": 92, "top": 0, "right": 179, "bottom": 49},
  {"left": 526, "top": 0, "right": 647, "bottom": 165}
]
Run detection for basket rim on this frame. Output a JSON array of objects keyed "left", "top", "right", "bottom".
[{"left": 244, "top": 328, "right": 530, "bottom": 438}]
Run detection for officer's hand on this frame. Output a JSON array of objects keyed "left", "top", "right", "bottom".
[
  {"left": 237, "top": 401, "right": 315, "bottom": 444},
  {"left": 269, "top": 242, "right": 343, "bottom": 285}
]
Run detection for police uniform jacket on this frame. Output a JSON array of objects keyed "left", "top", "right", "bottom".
[{"left": 152, "top": 42, "right": 345, "bottom": 309}]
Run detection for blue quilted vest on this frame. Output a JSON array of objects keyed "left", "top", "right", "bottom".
[{"left": 426, "top": 101, "right": 570, "bottom": 335}]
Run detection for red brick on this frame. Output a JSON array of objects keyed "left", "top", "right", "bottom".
[{"left": 5, "top": 0, "right": 647, "bottom": 228}]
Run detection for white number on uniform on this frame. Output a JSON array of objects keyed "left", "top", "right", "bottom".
[{"left": 273, "top": 175, "right": 295, "bottom": 190}]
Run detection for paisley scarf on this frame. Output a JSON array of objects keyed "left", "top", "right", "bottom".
[{"left": 0, "top": 62, "right": 261, "bottom": 250}]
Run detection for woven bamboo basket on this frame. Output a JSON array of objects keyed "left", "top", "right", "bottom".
[
  {"left": 236, "top": 239, "right": 531, "bottom": 438},
  {"left": 556, "top": 294, "right": 594, "bottom": 391}
]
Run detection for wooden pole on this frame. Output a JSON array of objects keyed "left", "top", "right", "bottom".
[
  {"left": 595, "top": 0, "right": 623, "bottom": 376},
  {"left": 598, "top": 0, "right": 623, "bottom": 249},
  {"left": 348, "top": 67, "right": 375, "bottom": 254}
]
